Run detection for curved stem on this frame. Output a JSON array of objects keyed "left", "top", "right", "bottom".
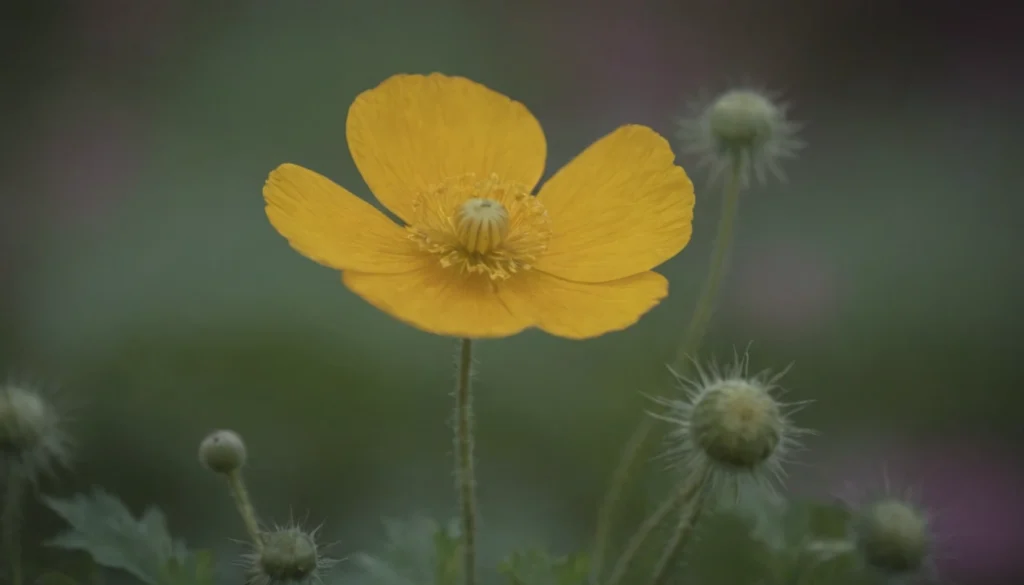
[
  {"left": 226, "top": 469, "right": 263, "bottom": 552},
  {"left": 604, "top": 466, "right": 706, "bottom": 585},
  {"left": 2, "top": 468, "right": 26, "bottom": 585},
  {"left": 455, "top": 339, "right": 477, "bottom": 585},
  {"left": 591, "top": 162, "right": 745, "bottom": 583},
  {"left": 647, "top": 467, "right": 712, "bottom": 585},
  {"left": 671, "top": 163, "right": 743, "bottom": 372},
  {"left": 588, "top": 418, "right": 653, "bottom": 585}
]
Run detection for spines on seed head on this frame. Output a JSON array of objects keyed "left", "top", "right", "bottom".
[
  {"left": 649, "top": 351, "right": 811, "bottom": 501},
  {"left": 242, "top": 522, "right": 338, "bottom": 585},
  {"left": 678, "top": 87, "right": 803, "bottom": 186}
]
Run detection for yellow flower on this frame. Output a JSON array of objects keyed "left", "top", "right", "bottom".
[{"left": 264, "top": 73, "right": 695, "bottom": 340}]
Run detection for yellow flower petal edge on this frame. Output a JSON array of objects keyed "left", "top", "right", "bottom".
[
  {"left": 341, "top": 257, "right": 533, "bottom": 339},
  {"left": 346, "top": 73, "right": 547, "bottom": 224},
  {"left": 500, "top": 270, "right": 670, "bottom": 339},
  {"left": 340, "top": 255, "right": 668, "bottom": 340},
  {"left": 534, "top": 125, "right": 695, "bottom": 283},
  {"left": 264, "top": 163, "right": 420, "bottom": 274}
]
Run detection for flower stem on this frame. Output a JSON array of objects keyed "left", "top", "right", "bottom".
[
  {"left": 588, "top": 417, "right": 653, "bottom": 585},
  {"left": 604, "top": 466, "right": 706, "bottom": 585},
  {"left": 455, "top": 338, "right": 478, "bottom": 585},
  {"left": 591, "top": 163, "right": 745, "bottom": 584},
  {"left": 226, "top": 469, "right": 263, "bottom": 552},
  {"left": 2, "top": 468, "right": 26, "bottom": 585},
  {"left": 671, "top": 163, "right": 743, "bottom": 372},
  {"left": 647, "top": 466, "right": 712, "bottom": 585}
]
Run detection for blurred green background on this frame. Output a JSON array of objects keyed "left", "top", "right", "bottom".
[{"left": 1, "top": 1, "right": 1021, "bottom": 584}]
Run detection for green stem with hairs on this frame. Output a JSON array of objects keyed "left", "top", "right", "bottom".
[
  {"left": 2, "top": 468, "right": 26, "bottom": 585},
  {"left": 647, "top": 467, "right": 712, "bottom": 585},
  {"left": 455, "top": 338, "right": 478, "bottom": 585},
  {"left": 671, "top": 163, "right": 743, "bottom": 372},
  {"left": 591, "top": 163, "right": 745, "bottom": 584},
  {"left": 226, "top": 469, "right": 263, "bottom": 552},
  {"left": 604, "top": 465, "right": 707, "bottom": 585},
  {"left": 588, "top": 418, "right": 653, "bottom": 585}
]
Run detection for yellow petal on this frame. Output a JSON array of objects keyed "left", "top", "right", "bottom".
[
  {"left": 341, "top": 257, "right": 533, "bottom": 339},
  {"left": 264, "top": 163, "right": 420, "bottom": 273},
  {"left": 499, "top": 270, "right": 669, "bottom": 339},
  {"left": 534, "top": 125, "right": 695, "bottom": 283},
  {"left": 346, "top": 73, "right": 547, "bottom": 224}
]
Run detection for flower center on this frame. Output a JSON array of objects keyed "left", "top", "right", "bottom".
[
  {"left": 407, "top": 173, "right": 551, "bottom": 280},
  {"left": 455, "top": 198, "right": 509, "bottom": 254}
]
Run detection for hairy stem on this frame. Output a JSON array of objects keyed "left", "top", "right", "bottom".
[
  {"left": 647, "top": 467, "right": 712, "bottom": 585},
  {"left": 671, "top": 163, "right": 743, "bottom": 372},
  {"left": 604, "top": 466, "right": 706, "bottom": 585},
  {"left": 591, "top": 163, "right": 745, "bottom": 584},
  {"left": 455, "top": 338, "right": 478, "bottom": 585},
  {"left": 226, "top": 469, "right": 263, "bottom": 552},
  {"left": 2, "top": 468, "right": 26, "bottom": 585},
  {"left": 785, "top": 540, "right": 854, "bottom": 585}
]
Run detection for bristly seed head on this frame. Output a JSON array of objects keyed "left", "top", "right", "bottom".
[
  {"left": 0, "top": 382, "right": 71, "bottom": 482},
  {"left": 836, "top": 468, "right": 943, "bottom": 582},
  {"left": 854, "top": 498, "right": 931, "bottom": 575},
  {"left": 243, "top": 523, "right": 338, "bottom": 585},
  {"left": 648, "top": 350, "right": 812, "bottom": 500},
  {"left": 678, "top": 87, "right": 804, "bottom": 187},
  {"left": 690, "top": 378, "right": 783, "bottom": 469},
  {"left": 709, "top": 91, "right": 779, "bottom": 150}
]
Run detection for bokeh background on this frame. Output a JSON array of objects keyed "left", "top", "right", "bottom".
[{"left": 2, "top": 0, "right": 1022, "bottom": 584}]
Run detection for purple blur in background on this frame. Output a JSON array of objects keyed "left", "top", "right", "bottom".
[{"left": 812, "top": 435, "right": 1024, "bottom": 583}]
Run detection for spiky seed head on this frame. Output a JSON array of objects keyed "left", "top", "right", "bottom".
[
  {"left": 198, "top": 429, "right": 247, "bottom": 474},
  {"left": 0, "top": 383, "right": 71, "bottom": 480},
  {"left": 260, "top": 528, "right": 318, "bottom": 580},
  {"left": 0, "top": 388, "right": 46, "bottom": 453},
  {"left": 678, "top": 87, "right": 803, "bottom": 186},
  {"left": 243, "top": 524, "right": 337, "bottom": 585},
  {"left": 649, "top": 352, "right": 811, "bottom": 499},
  {"left": 854, "top": 498, "right": 931, "bottom": 576},
  {"left": 690, "top": 378, "right": 783, "bottom": 469}
]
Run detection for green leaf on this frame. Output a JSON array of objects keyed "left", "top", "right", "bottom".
[
  {"left": 498, "top": 549, "right": 589, "bottom": 585},
  {"left": 352, "top": 516, "right": 463, "bottom": 585},
  {"left": 41, "top": 488, "right": 191, "bottom": 585},
  {"left": 673, "top": 508, "right": 774, "bottom": 585},
  {"left": 160, "top": 549, "right": 217, "bottom": 585},
  {"left": 799, "top": 499, "right": 854, "bottom": 539},
  {"left": 431, "top": 519, "right": 462, "bottom": 585}
]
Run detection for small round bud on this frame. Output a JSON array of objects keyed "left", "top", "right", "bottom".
[
  {"left": 198, "top": 429, "right": 247, "bottom": 474},
  {"left": 707, "top": 90, "right": 779, "bottom": 152},
  {"left": 0, "top": 383, "right": 70, "bottom": 478},
  {"left": 691, "top": 379, "right": 783, "bottom": 469},
  {"left": 854, "top": 498, "right": 930, "bottom": 575},
  {"left": 0, "top": 387, "right": 49, "bottom": 454}
]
